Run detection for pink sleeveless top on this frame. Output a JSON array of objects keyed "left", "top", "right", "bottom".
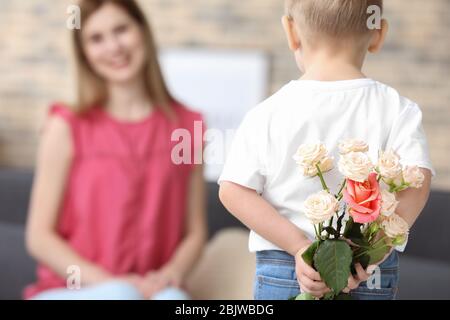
[{"left": 24, "top": 102, "right": 204, "bottom": 299}]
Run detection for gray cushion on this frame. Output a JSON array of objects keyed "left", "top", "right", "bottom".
[
  {"left": 0, "top": 170, "right": 32, "bottom": 225},
  {"left": 207, "top": 182, "right": 247, "bottom": 238},
  {"left": 0, "top": 223, "right": 36, "bottom": 299},
  {"left": 404, "top": 191, "right": 450, "bottom": 263}
]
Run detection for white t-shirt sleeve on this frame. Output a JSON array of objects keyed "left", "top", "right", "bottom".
[
  {"left": 386, "top": 103, "right": 435, "bottom": 176},
  {"left": 218, "top": 109, "right": 266, "bottom": 194},
  {"left": 386, "top": 103, "right": 433, "bottom": 252}
]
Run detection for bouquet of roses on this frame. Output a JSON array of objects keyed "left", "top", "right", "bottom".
[{"left": 292, "top": 139, "right": 424, "bottom": 300}]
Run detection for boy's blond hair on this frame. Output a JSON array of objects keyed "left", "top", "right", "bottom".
[{"left": 286, "top": 0, "right": 383, "bottom": 39}]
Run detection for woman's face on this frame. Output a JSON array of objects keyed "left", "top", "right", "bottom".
[{"left": 82, "top": 3, "right": 147, "bottom": 84}]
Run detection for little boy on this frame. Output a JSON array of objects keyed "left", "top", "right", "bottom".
[{"left": 218, "top": 0, "right": 434, "bottom": 300}]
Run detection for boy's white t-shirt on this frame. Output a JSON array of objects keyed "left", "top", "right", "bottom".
[{"left": 218, "top": 78, "right": 435, "bottom": 253}]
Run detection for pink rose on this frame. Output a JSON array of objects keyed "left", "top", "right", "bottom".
[{"left": 343, "top": 173, "right": 381, "bottom": 224}]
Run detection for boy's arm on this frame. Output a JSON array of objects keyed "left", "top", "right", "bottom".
[
  {"left": 396, "top": 168, "right": 432, "bottom": 228},
  {"left": 363, "top": 168, "right": 432, "bottom": 271},
  {"left": 219, "top": 181, "right": 310, "bottom": 256}
]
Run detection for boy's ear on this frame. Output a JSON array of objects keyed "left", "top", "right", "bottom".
[
  {"left": 282, "top": 15, "right": 301, "bottom": 51},
  {"left": 368, "top": 19, "right": 389, "bottom": 53}
]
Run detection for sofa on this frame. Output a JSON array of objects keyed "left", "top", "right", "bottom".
[{"left": 0, "top": 169, "right": 449, "bottom": 300}]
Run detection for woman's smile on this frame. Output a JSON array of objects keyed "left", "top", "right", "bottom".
[{"left": 108, "top": 54, "right": 131, "bottom": 70}]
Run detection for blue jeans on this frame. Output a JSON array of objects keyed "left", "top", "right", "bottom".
[
  {"left": 31, "top": 281, "right": 190, "bottom": 300},
  {"left": 254, "top": 250, "right": 399, "bottom": 300}
]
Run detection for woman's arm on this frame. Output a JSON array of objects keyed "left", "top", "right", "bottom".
[
  {"left": 143, "top": 164, "right": 207, "bottom": 296},
  {"left": 25, "top": 116, "right": 112, "bottom": 285},
  {"left": 396, "top": 168, "right": 432, "bottom": 228},
  {"left": 164, "top": 163, "right": 208, "bottom": 279}
]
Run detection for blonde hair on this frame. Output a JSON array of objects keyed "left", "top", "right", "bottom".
[
  {"left": 72, "top": 0, "right": 174, "bottom": 117},
  {"left": 286, "top": 0, "right": 383, "bottom": 39}
]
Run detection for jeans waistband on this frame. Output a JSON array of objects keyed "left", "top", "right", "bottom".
[
  {"left": 256, "top": 249, "right": 399, "bottom": 269},
  {"left": 256, "top": 250, "right": 295, "bottom": 263}
]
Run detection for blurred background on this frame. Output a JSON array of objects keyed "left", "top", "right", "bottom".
[{"left": 0, "top": 0, "right": 449, "bottom": 299}]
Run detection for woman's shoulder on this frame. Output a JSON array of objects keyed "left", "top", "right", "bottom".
[
  {"left": 39, "top": 102, "right": 78, "bottom": 156},
  {"left": 48, "top": 102, "right": 100, "bottom": 124},
  {"left": 44, "top": 102, "right": 80, "bottom": 136},
  {"left": 49, "top": 101, "right": 76, "bottom": 117}
]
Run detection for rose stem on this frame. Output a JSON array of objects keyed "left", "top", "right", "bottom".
[
  {"left": 314, "top": 224, "right": 320, "bottom": 239},
  {"left": 336, "top": 179, "right": 347, "bottom": 200},
  {"left": 315, "top": 164, "right": 330, "bottom": 193}
]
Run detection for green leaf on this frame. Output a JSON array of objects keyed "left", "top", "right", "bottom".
[
  {"left": 351, "top": 249, "right": 370, "bottom": 275},
  {"left": 314, "top": 240, "right": 353, "bottom": 295},
  {"left": 343, "top": 216, "right": 354, "bottom": 235},
  {"left": 301, "top": 240, "right": 320, "bottom": 267},
  {"left": 350, "top": 237, "right": 370, "bottom": 248},
  {"left": 294, "top": 293, "right": 316, "bottom": 300},
  {"left": 356, "top": 253, "right": 371, "bottom": 270},
  {"left": 336, "top": 208, "right": 346, "bottom": 234},
  {"left": 367, "top": 238, "right": 391, "bottom": 265},
  {"left": 335, "top": 293, "right": 353, "bottom": 300},
  {"left": 343, "top": 217, "right": 363, "bottom": 240},
  {"left": 343, "top": 217, "right": 369, "bottom": 247},
  {"left": 353, "top": 237, "right": 391, "bottom": 267},
  {"left": 324, "top": 226, "right": 339, "bottom": 238},
  {"left": 322, "top": 291, "right": 336, "bottom": 300}
]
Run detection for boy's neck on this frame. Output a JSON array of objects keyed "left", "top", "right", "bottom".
[{"left": 299, "top": 48, "right": 367, "bottom": 82}]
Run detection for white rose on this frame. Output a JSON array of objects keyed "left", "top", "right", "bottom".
[
  {"left": 381, "top": 213, "right": 410, "bottom": 239},
  {"left": 317, "top": 156, "right": 334, "bottom": 172},
  {"left": 293, "top": 143, "right": 334, "bottom": 177},
  {"left": 378, "top": 150, "right": 402, "bottom": 181},
  {"left": 338, "top": 152, "right": 373, "bottom": 182},
  {"left": 338, "top": 139, "right": 369, "bottom": 154},
  {"left": 403, "top": 165, "right": 425, "bottom": 189},
  {"left": 303, "top": 191, "right": 338, "bottom": 224},
  {"left": 380, "top": 189, "right": 399, "bottom": 217}
]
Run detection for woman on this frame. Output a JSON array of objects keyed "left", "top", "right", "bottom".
[{"left": 24, "top": 0, "right": 207, "bottom": 300}]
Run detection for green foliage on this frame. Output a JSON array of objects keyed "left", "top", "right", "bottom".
[
  {"left": 335, "top": 293, "right": 353, "bottom": 300},
  {"left": 301, "top": 240, "right": 320, "bottom": 267},
  {"left": 314, "top": 240, "right": 353, "bottom": 295},
  {"left": 294, "top": 293, "right": 316, "bottom": 300},
  {"left": 367, "top": 237, "right": 390, "bottom": 265}
]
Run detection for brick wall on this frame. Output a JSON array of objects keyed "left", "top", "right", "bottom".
[{"left": 0, "top": 0, "right": 449, "bottom": 190}]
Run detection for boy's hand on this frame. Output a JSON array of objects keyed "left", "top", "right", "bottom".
[
  {"left": 342, "top": 263, "right": 371, "bottom": 293},
  {"left": 343, "top": 246, "right": 395, "bottom": 294},
  {"left": 341, "top": 245, "right": 395, "bottom": 294},
  {"left": 295, "top": 244, "right": 331, "bottom": 298}
]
